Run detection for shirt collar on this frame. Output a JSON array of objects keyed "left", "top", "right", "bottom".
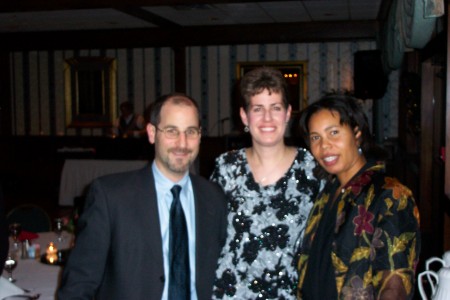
[{"left": 152, "top": 161, "right": 189, "bottom": 190}]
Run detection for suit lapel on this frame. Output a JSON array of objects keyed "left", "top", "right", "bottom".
[
  {"left": 191, "top": 175, "right": 217, "bottom": 287},
  {"left": 135, "top": 165, "right": 164, "bottom": 272}
]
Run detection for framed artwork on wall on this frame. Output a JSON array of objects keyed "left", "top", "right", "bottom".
[
  {"left": 64, "top": 57, "right": 117, "bottom": 128},
  {"left": 236, "top": 61, "right": 308, "bottom": 112}
]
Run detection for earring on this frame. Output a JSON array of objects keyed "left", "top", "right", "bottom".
[
  {"left": 358, "top": 147, "right": 362, "bottom": 155},
  {"left": 244, "top": 126, "right": 249, "bottom": 132}
]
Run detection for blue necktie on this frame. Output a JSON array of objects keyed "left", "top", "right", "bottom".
[{"left": 169, "top": 185, "right": 190, "bottom": 300}]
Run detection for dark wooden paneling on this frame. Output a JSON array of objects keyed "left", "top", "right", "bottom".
[
  {"left": 0, "top": 0, "right": 287, "bottom": 12},
  {"left": 0, "top": 0, "right": 389, "bottom": 51},
  {"left": 0, "top": 21, "right": 378, "bottom": 51},
  {"left": 0, "top": 51, "right": 11, "bottom": 135},
  {"left": 173, "top": 47, "right": 186, "bottom": 93},
  {"left": 420, "top": 62, "right": 434, "bottom": 232}
]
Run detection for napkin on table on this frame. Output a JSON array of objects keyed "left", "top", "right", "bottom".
[
  {"left": 18, "top": 231, "right": 39, "bottom": 242},
  {"left": 0, "top": 276, "right": 25, "bottom": 299}
]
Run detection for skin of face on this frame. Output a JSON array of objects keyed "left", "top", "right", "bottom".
[
  {"left": 308, "top": 109, "right": 366, "bottom": 186},
  {"left": 146, "top": 98, "right": 201, "bottom": 182},
  {"left": 240, "top": 89, "right": 291, "bottom": 148}
]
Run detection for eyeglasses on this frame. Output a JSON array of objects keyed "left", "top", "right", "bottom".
[{"left": 156, "top": 127, "right": 201, "bottom": 139}]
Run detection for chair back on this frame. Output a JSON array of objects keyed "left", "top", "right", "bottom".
[{"left": 6, "top": 204, "right": 52, "bottom": 233}]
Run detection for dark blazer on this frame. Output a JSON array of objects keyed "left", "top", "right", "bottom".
[{"left": 57, "top": 164, "right": 228, "bottom": 300}]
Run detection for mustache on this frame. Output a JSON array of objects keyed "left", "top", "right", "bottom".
[{"left": 169, "top": 147, "right": 192, "bottom": 154}]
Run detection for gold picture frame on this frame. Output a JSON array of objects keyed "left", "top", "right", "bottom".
[
  {"left": 236, "top": 61, "right": 308, "bottom": 112},
  {"left": 64, "top": 57, "right": 117, "bottom": 128}
]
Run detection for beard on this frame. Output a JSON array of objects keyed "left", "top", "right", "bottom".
[{"left": 161, "top": 147, "right": 195, "bottom": 174}]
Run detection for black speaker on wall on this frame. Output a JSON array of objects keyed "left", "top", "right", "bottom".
[{"left": 354, "top": 50, "right": 388, "bottom": 100}]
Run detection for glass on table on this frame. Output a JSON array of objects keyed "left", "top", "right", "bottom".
[
  {"left": 8, "top": 223, "right": 22, "bottom": 248},
  {"left": 54, "top": 218, "right": 64, "bottom": 242},
  {"left": 4, "top": 254, "right": 18, "bottom": 282}
]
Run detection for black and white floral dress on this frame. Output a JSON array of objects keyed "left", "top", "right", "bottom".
[{"left": 210, "top": 148, "right": 323, "bottom": 299}]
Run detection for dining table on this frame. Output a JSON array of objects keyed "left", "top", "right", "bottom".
[{"left": 1, "top": 231, "right": 74, "bottom": 300}]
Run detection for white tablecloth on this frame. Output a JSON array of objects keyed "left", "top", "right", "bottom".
[
  {"left": 2, "top": 232, "right": 74, "bottom": 300},
  {"left": 59, "top": 159, "right": 148, "bottom": 206}
]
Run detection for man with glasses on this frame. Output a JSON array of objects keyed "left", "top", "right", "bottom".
[{"left": 58, "top": 93, "right": 228, "bottom": 300}]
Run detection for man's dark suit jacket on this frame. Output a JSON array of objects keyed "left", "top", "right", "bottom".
[{"left": 57, "top": 164, "right": 228, "bottom": 300}]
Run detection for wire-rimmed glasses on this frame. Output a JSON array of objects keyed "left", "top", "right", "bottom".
[{"left": 156, "top": 127, "right": 201, "bottom": 139}]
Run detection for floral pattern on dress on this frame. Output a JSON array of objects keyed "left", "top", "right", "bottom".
[
  {"left": 297, "top": 162, "right": 421, "bottom": 299},
  {"left": 353, "top": 205, "right": 375, "bottom": 236},
  {"left": 211, "top": 148, "right": 323, "bottom": 299}
]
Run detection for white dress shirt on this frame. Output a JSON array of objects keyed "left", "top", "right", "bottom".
[{"left": 152, "top": 162, "right": 197, "bottom": 300}]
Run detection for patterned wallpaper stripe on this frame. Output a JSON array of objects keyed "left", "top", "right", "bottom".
[
  {"left": 54, "top": 51, "right": 65, "bottom": 136},
  {"left": 169, "top": 48, "right": 174, "bottom": 93},
  {"left": 7, "top": 41, "right": 399, "bottom": 139},
  {"left": 154, "top": 47, "right": 162, "bottom": 98},
  {"left": 337, "top": 43, "right": 341, "bottom": 89},
  {"left": 215, "top": 47, "right": 221, "bottom": 136},
  {"left": 10, "top": 53, "right": 17, "bottom": 134},
  {"left": 133, "top": 48, "right": 142, "bottom": 107},
  {"left": 187, "top": 47, "right": 192, "bottom": 98},
  {"left": 319, "top": 43, "right": 327, "bottom": 94},
  {"left": 41, "top": 52, "right": 50, "bottom": 135},
  {"left": 29, "top": 52, "right": 39, "bottom": 135},
  {"left": 48, "top": 51, "right": 56, "bottom": 136},
  {"left": 126, "top": 48, "right": 134, "bottom": 103},
  {"left": 258, "top": 44, "right": 266, "bottom": 61},
  {"left": 218, "top": 45, "right": 232, "bottom": 135},
  {"left": 289, "top": 43, "right": 296, "bottom": 61},
  {"left": 143, "top": 48, "right": 154, "bottom": 107},
  {"left": 200, "top": 46, "right": 209, "bottom": 133},
  {"left": 36, "top": 53, "right": 42, "bottom": 134},
  {"left": 116, "top": 49, "right": 127, "bottom": 118},
  {"left": 22, "top": 52, "right": 30, "bottom": 135},
  {"left": 160, "top": 48, "right": 172, "bottom": 96},
  {"left": 141, "top": 49, "right": 147, "bottom": 110},
  {"left": 229, "top": 45, "right": 238, "bottom": 133}
]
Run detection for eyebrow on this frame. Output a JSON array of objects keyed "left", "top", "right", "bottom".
[
  {"left": 309, "top": 124, "right": 340, "bottom": 134},
  {"left": 250, "top": 102, "right": 283, "bottom": 108},
  {"left": 160, "top": 125, "right": 200, "bottom": 129}
]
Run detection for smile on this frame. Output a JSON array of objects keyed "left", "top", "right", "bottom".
[
  {"left": 171, "top": 149, "right": 190, "bottom": 156},
  {"left": 260, "top": 126, "right": 275, "bottom": 132},
  {"left": 323, "top": 155, "right": 338, "bottom": 162}
]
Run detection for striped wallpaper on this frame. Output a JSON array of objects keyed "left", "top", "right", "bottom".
[{"left": 8, "top": 41, "right": 398, "bottom": 139}]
